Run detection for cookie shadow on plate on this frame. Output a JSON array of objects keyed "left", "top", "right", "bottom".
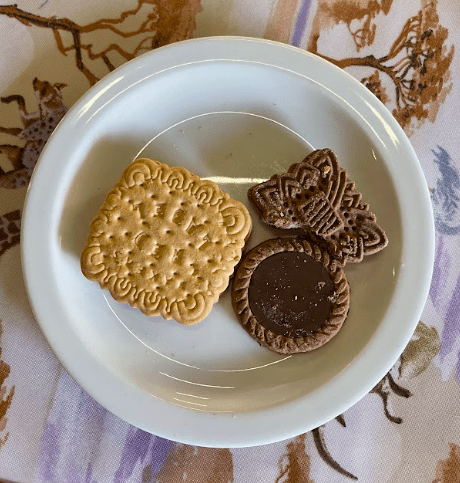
[{"left": 58, "top": 136, "right": 145, "bottom": 257}]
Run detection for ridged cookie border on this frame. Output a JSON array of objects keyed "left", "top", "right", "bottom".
[
  {"left": 81, "top": 158, "right": 252, "bottom": 325},
  {"left": 231, "top": 237, "right": 350, "bottom": 354}
]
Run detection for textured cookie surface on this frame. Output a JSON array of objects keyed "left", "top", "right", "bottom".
[
  {"left": 81, "top": 158, "right": 252, "bottom": 324},
  {"left": 248, "top": 148, "right": 388, "bottom": 263},
  {"left": 231, "top": 237, "right": 350, "bottom": 354}
]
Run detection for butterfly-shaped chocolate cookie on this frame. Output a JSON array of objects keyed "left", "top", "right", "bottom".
[{"left": 248, "top": 148, "right": 388, "bottom": 263}]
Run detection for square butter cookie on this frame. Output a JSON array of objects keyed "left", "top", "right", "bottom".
[{"left": 81, "top": 158, "right": 252, "bottom": 324}]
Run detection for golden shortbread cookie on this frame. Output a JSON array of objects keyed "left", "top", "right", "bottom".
[{"left": 81, "top": 158, "right": 252, "bottom": 324}]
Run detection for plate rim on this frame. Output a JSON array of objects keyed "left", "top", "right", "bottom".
[{"left": 21, "top": 36, "right": 435, "bottom": 447}]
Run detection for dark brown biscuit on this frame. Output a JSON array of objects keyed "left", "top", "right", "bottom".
[
  {"left": 247, "top": 161, "right": 344, "bottom": 236},
  {"left": 248, "top": 148, "right": 388, "bottom": 264},
  {"left": 231, "top": 237, "right": 350, "bottom": 354},
  {"left": 299, "top": 149, "right": 388, "bottom": 263}
]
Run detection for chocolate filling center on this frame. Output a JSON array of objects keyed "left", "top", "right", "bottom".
[{"left": 248, "top": 251, "right": 335, "bottom": 338}]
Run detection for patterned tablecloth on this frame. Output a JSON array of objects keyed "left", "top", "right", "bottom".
[{"left": 0, "top": 0, "right": 459, "bottom": 481}]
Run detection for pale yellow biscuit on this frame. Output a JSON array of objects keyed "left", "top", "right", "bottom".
[{"left": 81, "top": 158, "right": 252, "bottom": 324}]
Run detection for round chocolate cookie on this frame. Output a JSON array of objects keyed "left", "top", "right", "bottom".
[{"left": 232, "top": 237, "right": 350, "bottom": 354}]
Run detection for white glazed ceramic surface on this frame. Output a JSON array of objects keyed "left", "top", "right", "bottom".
[{"left": 22, "top": 37, "right": 434, "bottom": 447}]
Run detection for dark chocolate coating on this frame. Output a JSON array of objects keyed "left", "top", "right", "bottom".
[
  {"left": 231, "top": 237, "right": 350, "bottom": 354},
  {"left": 248, "top": 251, "right": 334, "bottom": 338}
]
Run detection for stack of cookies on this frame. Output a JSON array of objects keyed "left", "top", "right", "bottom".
[{"left": 231, "top": 148, "right": 388, "bottom": 354}]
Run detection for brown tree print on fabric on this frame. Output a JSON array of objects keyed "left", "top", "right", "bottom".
[
  {"left": 433, "top": 444, "right": 460, "bottom": 483},
  {"left": 308, "top": 321, "right": 440, "bottom": 480},
  {"left": 312, "top": 415, "right": 358, "bottom": 481},
  {"left": 369, "top": 372, "right": 411, "bottom": 424},
  {"left": 398, "top": 321, "right": 441, "bottom": 379},
  {"left": 0, "top": 210, "right": 20, "bottom": 257},
  {"left": 309, "top": 0, "right": 393, "bottom": 52},
  {"left": 309, "top": 0, "right": 454, "bottom": 134},
  {"left": 155, "top": 445, "right": 233, "bottom": 483},
  {"left": 361, "top": 70, "right": 389, "bottom": 104},
  {"left": 0, "top": 1, "right": 201, "bottom": 86},
  {"left": 0, "top": 320, "right": 14, "bottom": 450},
  {"left": 275, "top": 434, "right": 314, "bottom": 483},
  {"left": 0, "top": 79, "right": 67, "bottom": 189},
  {"left": 371, "top": 321, "right": 440, "bottom": 423}
]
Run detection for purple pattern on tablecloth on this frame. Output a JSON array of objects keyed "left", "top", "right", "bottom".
[
  {"left": 114, "top": 428, "right": 151, "bottom": 483},
  {"left": 38, "top": 419, "right": 62, "bottom": 482},
  {"left": 439, "top": 273, "right": 460, "bottom": 362},
  {"left": 431, "top": 146, "right": 460, "bottom": 378},
  {"left": 291, "top": 0, "right": 312, "bottom": 46},
  {"left": 432, "top": 146, "right": 460, "bottom": 236},
  {"left": 429, "top": 234, "right": 446, "bottom": 306},
  {"left": 84, "top": 464, "right": 94, "bottom": 483},
  {"left": 114, "top": 428, "right": 173, "bottom": 482},
  {"left": 34, "top": 370, "right": 174, "bottom": 483}
]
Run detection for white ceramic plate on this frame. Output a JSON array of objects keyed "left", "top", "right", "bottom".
[{"left": 22, "top": 37, "right": 434, "bottom": 447}]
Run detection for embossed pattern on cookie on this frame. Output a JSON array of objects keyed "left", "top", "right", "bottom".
[
  {"left": 247, "top": 161, "right": 344, "bottom": 236},
  {"left": 248, "top": 148, "right": 388, "bottom": 263},
  {"left": 298, "top": 149, "right": 388, "bottom": 263},
  {"left": 81, "top": 158, "right": 252, "bottom": 324}
]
